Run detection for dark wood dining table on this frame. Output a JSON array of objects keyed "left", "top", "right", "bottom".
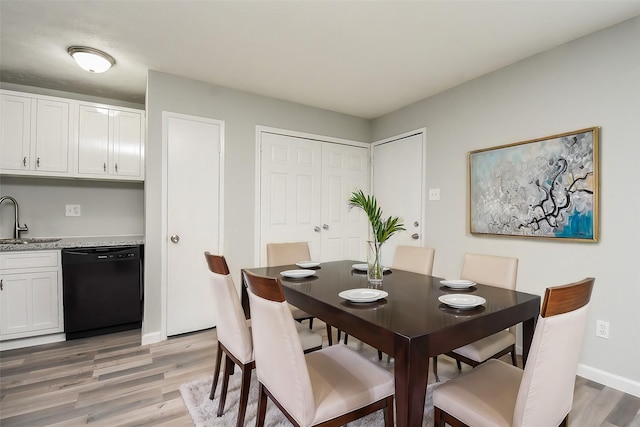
[{"left": 240, "top": 259, "right": 540, "bottom": 427}]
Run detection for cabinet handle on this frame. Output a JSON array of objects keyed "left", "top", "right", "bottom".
[
  {"left": 23, "top": 157, "right": 27, "bottom": 167},
  {"left": 1, "top": 279, "right": 3, "bottom": 291},
  {"left": 103, "top": 163, "right": 106, "bottom": 172},
  {"left": 36, "top": 157, "right": 40, "bottom": 167},
  {"left": 115, "top": 163, "right": 118, "bottom": 173}
]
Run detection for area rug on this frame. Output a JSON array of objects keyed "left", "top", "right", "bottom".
[{"left": 180, "top": 371, "right": 442, "bottom": 426}]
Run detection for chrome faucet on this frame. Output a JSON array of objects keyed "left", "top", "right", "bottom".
[{"left": 0, "top": 196, "right": 28, "bottom": 239}]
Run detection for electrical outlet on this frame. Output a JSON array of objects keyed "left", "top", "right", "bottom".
[
  {"left": 429, "top": 188, "right": 440, "bottom": 201},
  {"left": 65, "top": 204, "right": 81, "bottom": 217},
  {"left": 596, "top": 320, "right": 610, "bottom": 339}
]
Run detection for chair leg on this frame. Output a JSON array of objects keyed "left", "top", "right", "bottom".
[
  {"left": 217, "top": 354, "right": 234, "bottom": 416},
  {"left": 326, "top": 324, "right": 333, "bottom": 346},
  {"left": 383, "top": 395, "right": 395, "bottom": 427},
  {"left": 309, "top": 318, "right": 314, "bottom": 329},
  {"left": 337, "top": 329, "right": 342, "bottom": 341},
  {"left": 235, "top": 364, "right": 252, "bottom": 427},
  {"left": 378, "top": 350, "right": 383, "bottom": 361},
  {"left": 510, "top": 344, "right": 517, "bottom": 367},
  {"left": 456, "top": 359, "right": 462, "bottom": 371},
  {"left": 433, "top": 356, "right": 440, "bottom": 382},
  {"left": 434, "top": 407, "right": 445, "bottom": 427},
  {"left": 256, "top": 383, "right": 268, "bottom": 427},
  {"left": 344, "top": 333, "right": 349, "bottom": 345},
  {"left": 210, "top": 342, "right": 223, "bottom": 400}
]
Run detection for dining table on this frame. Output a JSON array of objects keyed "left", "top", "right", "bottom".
[{"left": 240, "top": 259, "right": 541, "bottom": 427}]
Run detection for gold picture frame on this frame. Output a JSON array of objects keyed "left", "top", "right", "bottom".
[{"left": 468, "top": 127, "right": 599, "bottom": 242}]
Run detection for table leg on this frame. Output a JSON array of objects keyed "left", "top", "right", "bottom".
[
  {"left": 393, "top": 335, "right": 429, "bottom": 427},
  {"left": 521, "top": 316, "right": 537, "bottom": 366}
]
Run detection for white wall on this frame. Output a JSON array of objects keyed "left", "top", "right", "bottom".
[
  {"left": 143, "top": 71, "right": 370, "bottom": 341},
  {"left": 372, "top": 17, "right": 640, "bottom": 394}
]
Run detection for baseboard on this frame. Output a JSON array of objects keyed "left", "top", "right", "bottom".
[
  {"left": 577, "top": 363, "right": 640, "bottom": 398},
  {"left": 0, "top": 333, "right": 66, "bottom": 351},
  {"left": 141, "top": 331, "right": 163, "bottom": 346}
]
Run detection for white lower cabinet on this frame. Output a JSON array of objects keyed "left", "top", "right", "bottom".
[{"left": 0, "top": 251, "right": 63, "bottom": 340}]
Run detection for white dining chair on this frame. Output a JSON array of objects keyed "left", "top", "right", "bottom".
[
  {"left": 392, "top": 245, "right": 435, "bottom": 275},
  {"left": 266, "top": 241, "right": 335, "bottom": 344},
  {"left": 205, "top": 252, "right": 322, "bottom": 427},
  {"left": 433, "top": 253, "right": 518, "bottom": 381},
  {"left": 433, "top": 277, "right": 594, "bottom": 427},
  {"left": 244, "top": 269, "right": 395, "bottom": 427}
]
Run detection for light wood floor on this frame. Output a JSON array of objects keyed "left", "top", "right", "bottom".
[{"left": 1, "top": 322, "right": 638, "bottom": 426}]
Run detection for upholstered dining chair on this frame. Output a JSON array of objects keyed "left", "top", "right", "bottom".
[
  {"left": 433, "top": 277, "right": 595, "bottom": 427},
  {"left": 392, "top": 245, "right": 436, "bottom": 275},
  {"left": 204, "top": 252, "right": 322, "bottom": 427},
  {"left": 243, "top": 270, "right": 395, "bottom": 427},
  {"left": 433, "top": 253, "right": 519, "bottom": 381},
  {"left": 266, "top": 241, "right": 334, "bottom": 344}
]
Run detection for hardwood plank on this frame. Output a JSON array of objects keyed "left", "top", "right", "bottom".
[{"left": 1, "top": 325, "right": 638, "bottom": 427}]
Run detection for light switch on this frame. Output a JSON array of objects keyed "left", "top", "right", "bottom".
[
  {"left": 429, "top": 188, "right": 440, "bottom": 201},
  {"left": 66, "top": 204, "right": 81, "bottom": 216}
]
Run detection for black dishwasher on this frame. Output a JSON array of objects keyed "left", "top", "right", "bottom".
[{"left": 62, "top": 245, "right": 143, "bottom": 340}]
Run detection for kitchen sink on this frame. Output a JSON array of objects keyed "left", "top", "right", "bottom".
[{"left": 0, "top": 237, "right": 62, "bottom": 244}]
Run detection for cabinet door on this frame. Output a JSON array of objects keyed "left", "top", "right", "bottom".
[
  {"left": 78, "top": 105, "right": 110, "bottom": 175},
  {"left": 0, "top": 94, "right": 32, "bottom": 171},
  {"left": 110, "top": 109, "right": 143, "bottom": 178},
  {"left": 0, "top": 271, "right": 60, "bottom": 337},
  {"left": 35, "top": 99, "right": 70, "bottom": 173}
]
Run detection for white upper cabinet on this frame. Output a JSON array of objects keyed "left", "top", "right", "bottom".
[
  {"left": 77, "top": 104, "right": 144, "bottom": 180},
  {"left": 0, "top": 89, "right": 145, "bottom": 181},
  {"left": 0, "top": 92, "right": 71, "bottom": 175}
]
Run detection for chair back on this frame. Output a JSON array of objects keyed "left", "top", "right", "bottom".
[
  {"left": 392, "top": 245, "right": 435, "bottom": 275},
  {"left": 204, "top": 252, "right": 253, "bottom": 364},
  {"left": 513, "top": 277, "right": 595, "bottom": 427},
  {"left": 266, "top": 241, "right": 311, "bottom": 266},
  {"left": 460, "top": 253, "right": 518, "bottom": 289},
  {"left": 243, "top": 270, "right": 316, "bottom": 426}
]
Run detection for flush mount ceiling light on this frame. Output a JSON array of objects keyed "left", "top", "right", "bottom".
[{"left": 68, "top": 46, "right": 115, "bottom": 73}]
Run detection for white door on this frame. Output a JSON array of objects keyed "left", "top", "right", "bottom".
[
  {"left": 259, "top": 132, "right": 322, "bottom": 263},
  {"left": 373, "top": 131, "right": 426, "bottom": 266},
  {"left": 321, "top": 143, "right": 369, "bottom": 262},
  {"left": 259, "top": 130, "right": 369, "bottom": 264},
  {"left": 165, "top": 112, "right": 223, "bottom": 336}
]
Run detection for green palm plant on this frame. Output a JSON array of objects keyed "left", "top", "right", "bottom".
[
  {"left": 348, "top": 189, "right": 405, "bottom": 244},
  {"left": 349, "top": 189, "right": 405, "bottom": 283}
]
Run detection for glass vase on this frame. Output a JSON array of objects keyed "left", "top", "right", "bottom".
[{"left": 367, "top": 240, "right": 384, "bottom": 285}]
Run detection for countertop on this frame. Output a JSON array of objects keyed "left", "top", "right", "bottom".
[{"left": 0, "top": 235, "right": 144, "bottom": 252}]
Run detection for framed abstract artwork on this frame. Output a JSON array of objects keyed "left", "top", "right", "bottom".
[{"left": 469, "top": 127, "right": 599, "bottom": 242}]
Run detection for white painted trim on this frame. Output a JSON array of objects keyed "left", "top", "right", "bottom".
[
  {"left": 253, "top": 125, "right": 368, "bottom": 266},
  {"left": 577, "top": 363, "right": 640, "bottom": 398},
  {"left": 141, "top": 331, "right": 163, "bottom": 346},
  {"left": 0, "top": 333, "right": 66, "bottom": 351}
]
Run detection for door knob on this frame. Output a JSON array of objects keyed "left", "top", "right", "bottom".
[
  {"left": 314, "top": 226, "right": 321, "bottom": 233},
  {"left": 323, "top": 224, "right": 329, "bottom": 230},
  {"left": 411, "top": 233, "right": 419, "bottom": 240},
  {"left": 170, "top": 235, "right": 180, "bottom": 243}
]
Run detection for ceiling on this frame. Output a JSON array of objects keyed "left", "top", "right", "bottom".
[{"left": 2, "top": 1, "right": 640, "bottom": 119}]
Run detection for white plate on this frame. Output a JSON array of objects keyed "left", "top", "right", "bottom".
[
  {"left": 280, "top": 269, "right": 316, "bottom": 279},
  {"left": 351, "top": 263, "right": 390, "bottom": 272},
  {"left": 339, "top": 288, "right": 389, "bottom": 303},
  {"left": 296, "top": 261, "right": 320, "bottom": 268},
  {"left": 438, "top": 294, "right": 486, "bottom": 309},
  {"left": 440, "top": 279, "right": 476, "bottom": 289}
]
